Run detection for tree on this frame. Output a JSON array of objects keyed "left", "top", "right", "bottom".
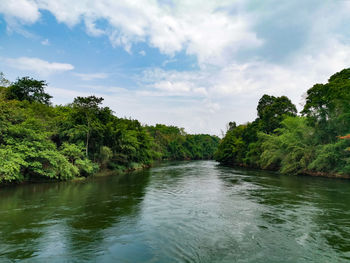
[
  {"left": 5, "top": 77, "right": 52, "bottom": 105},
  {"left": 215, "top": 124, "right": 247, "bottom": 165},
  {"left": 227, "top": 121, "right": 236, "bottom": 131},
  {"left": 72, "top": 95, "right": 104, "bottom": 110},
  {"left": 215, "top": 94, "right": 297, "bottom": 168},
  {"left": 259, "top": 117, "right": 316, "bottom": 174},
  {"left": 302, "top": 68, "right": 350, "bottom": 143},
  {"left": 256, "top": 94, "right": 297, "bottom": 134},
  {"left": 72, "top": 96, "right": 105, "bottom": 157}
]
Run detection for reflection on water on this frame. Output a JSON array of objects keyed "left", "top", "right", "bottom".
[
  {"left": 1, "top": 161, "right": 350, "bottom": 262},
  {"left": 0, "top": 171, "right": 150, "bottom": 262}
]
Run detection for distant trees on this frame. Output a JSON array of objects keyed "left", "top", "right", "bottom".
[
  {"left": 146, "top": 124, "right": 219, "bottom": 160},
  {"left": 215, "top": 124, "right": 247, "bottom": 165}
]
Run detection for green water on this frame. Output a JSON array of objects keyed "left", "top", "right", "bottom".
[{"left": 1, "top": 161, "right": 350, "bottom": 262}]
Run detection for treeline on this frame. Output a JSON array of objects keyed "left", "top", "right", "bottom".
[
  {"left": 0, "top": 74, "right": 219, "bottom": 184},
  {"left": 215, "top": 68, "right": 350, "bottom": 177},
  {"left": 146, "top": 124, "right": 219, "bottom": 160}
]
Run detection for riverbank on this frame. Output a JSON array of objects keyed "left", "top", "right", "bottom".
[
  {"left": 0, "top": 159, "right": 205, "bottom": 187},
  {"left": 3, "top": 159, "right": 349, "bottom": 189},
  {"left": 302, "top": 170, "right": 350, "bottom": 179},
  {"left": 94, "top": 163, "right": 153, "bottom": 177},
  {"left": 0, "top": 162, "right": 153, "bottom": 187}
]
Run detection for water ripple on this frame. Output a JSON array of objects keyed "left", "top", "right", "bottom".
[{"left": 1, "top": 161, "right": 350, "bottom": 262}]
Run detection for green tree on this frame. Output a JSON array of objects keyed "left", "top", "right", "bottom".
[
  {"left": 72, "top": 96, "right": 105, "bottom": 157},
  {"left": 302, "top": 68, "right": 350, "bottom": 143},
  {"left": 0, "top": 73, "right": 221, "bottom": 184},
  {"left": 259, "top": 117, "right": 316, "bottom": 174},
  {"left": 308, "top": 139, "right": 350, "bottom": 174},
  {"left": 5, "top": 77, "right": 52, "bottom": 105},
  {"left": 257, "top": 94, "right": 297, "bottom": 134},
  {"left": 215, "top": 124, "right": 247, "bottom": 165},
  {"left": 215, "top": 94, "right": 296, "bottom": 167},
  {"left": 60, "top": 142, "right": 84, "bottom": 164}
]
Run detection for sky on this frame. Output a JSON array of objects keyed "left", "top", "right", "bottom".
[{"left": 0, "top": 0, "right": 350, "bottom": 136}]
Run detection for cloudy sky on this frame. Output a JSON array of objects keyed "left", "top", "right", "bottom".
[{"left": 0, "top": 0, "right": 350, "bottom": 135}]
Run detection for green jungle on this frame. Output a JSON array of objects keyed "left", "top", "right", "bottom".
[
  {"left": 1, "top": 68, "right": 350, "bottom": 184},
  {"left": 0, "top": 73, "right": 219, "bottom": 184}
]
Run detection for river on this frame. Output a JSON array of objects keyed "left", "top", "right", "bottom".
[{"left": 0, "top": 161, "right": 350, "bottom": 262}]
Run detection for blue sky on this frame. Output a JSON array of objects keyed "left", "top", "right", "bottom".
[{"left": 1, "top": 0, "right": 350, "bottom": 135}]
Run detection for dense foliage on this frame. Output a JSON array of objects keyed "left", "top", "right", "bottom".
[
  {"left": 216, "top": 68, "right": 350, "bottom": 177},
  {"left": 146, "top": 124, "right": 220, "bottom": 160},
  {"left": 0, "top": 75, "right": 219, "bottom": 184}
]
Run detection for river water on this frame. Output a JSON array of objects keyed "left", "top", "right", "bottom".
[{"left": 1, "top": 161, "right": 350, "bottom": 262}]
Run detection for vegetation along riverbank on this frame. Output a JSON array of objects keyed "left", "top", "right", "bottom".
[
  {"left": 215, "top": 68, "right": 350, "bottom": 178},
  {"left": 0, "top": 73, "right": 219, "bottom": 185},
  {"left": 1, "top": 68, "right": 350, "bottom": 184}
]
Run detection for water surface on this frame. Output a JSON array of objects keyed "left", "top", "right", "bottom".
[{"left": 1, "top": 161, "right": 350, "bottom": 262}]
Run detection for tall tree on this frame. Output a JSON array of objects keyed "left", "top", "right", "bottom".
[{"left": 72, "top": 96, "right": 105, "bottom": 157}]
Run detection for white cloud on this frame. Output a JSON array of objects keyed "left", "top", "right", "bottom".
[
  {"left": 5, "top": 57, "right": 74, "bottom": 75},
  {"left": 0, "top": 0, "right": 40, "bottom": 24},
  {"left": 1, "top": 0, "right": 350, "bottom": 135},
  {"left": 137, "top": 36, "right": 350, "bottom": 132},
  {"left": 84, "top": 18, "right": 105, "bottom": 37},
  {"left": 73, "top": 72, "right": 108, "bottom": 81},
  {"left": 41, "top": 38, "right": 50, "bottom": 45},
  {"left": 139, "top": 50, "right": 146, "bottom": 56},
  {"left": 0, "top": 0, "right": 261, "bottom": 66},
  {"left": 45, "top": 37, "right": 350, "bottom": 136}
]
